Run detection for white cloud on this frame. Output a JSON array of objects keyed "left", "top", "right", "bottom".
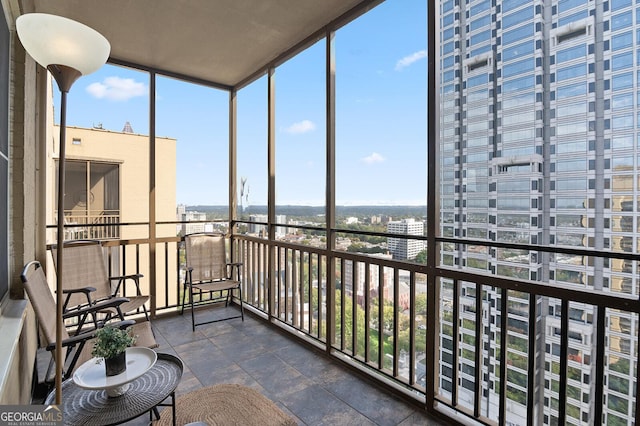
[
  {"left": 395, "top": 50, "right": 427, "bottom": 71},
  {"left": 86, "top": 76, "right": 147, "bottom": 101},
  {"left": 362, "top": 152, "right": 385, "bottom": 165},
  {"left": 285, "top": 120, "right": 316, "bottom": 134}
]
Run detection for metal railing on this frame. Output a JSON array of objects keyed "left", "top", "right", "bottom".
[
  {"left": 44, "top": 222, "right": 640, "bottom": 425},
  {"left": 54, "top": 211, "right": 121, "bottom": 240}
]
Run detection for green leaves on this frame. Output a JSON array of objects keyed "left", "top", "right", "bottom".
[{"left": 91, "top": 326, "right": 136, "bottom": 360}]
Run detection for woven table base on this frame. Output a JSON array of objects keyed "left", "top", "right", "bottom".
[{"left": 154, "top": 384, "right": 296, "bottom": 426}]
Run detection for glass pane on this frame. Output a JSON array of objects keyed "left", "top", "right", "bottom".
[
  {"left": 237, "top": 76, "right": 268, "bottom": 227},
  {"left": 336, "top": 0, "right": 427, "bottom": 214},
  {"left": 156, "top": 76, "right": 229, "bottom": 237},
  {"left": 275, "top": 40, "right": 326, "bottom": 233}
]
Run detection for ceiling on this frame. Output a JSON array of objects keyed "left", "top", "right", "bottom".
[{"left": 17, "top": 0, "right": 380, "bottom": 89}]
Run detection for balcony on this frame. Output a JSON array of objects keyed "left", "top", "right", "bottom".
[
  {"left": 4, "top": 1, "right": 640, "bottom": 425},
  {"left": 38, "top": 229, "right": 640, "bottom": 425}
]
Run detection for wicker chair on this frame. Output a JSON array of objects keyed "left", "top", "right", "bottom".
[
  {"left": 51, "top": 240, "right": 157, "bottom": 348},
  {"left": 180, "top": 233, "right": 244, "bottom": 331},
  {"left": 21, "top": 260, "right": 135, "bottom": 382}
]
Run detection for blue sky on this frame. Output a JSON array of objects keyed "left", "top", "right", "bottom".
[{"left": 56, "top": 0, "right": 426, "bottom": 207}]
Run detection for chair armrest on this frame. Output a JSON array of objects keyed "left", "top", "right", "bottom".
[
  {"left": 63, "top": 297, "right": 131, "bottom": 321},
  {"left": 109, "top": 273, "right": 143, "bottom": 281},
  {"left": 185, "top": 267, "right": 194, "bottom": 284},
  {"left": 110, "top": 274, "right": 144, "bottom": 296},
  {"left": 62, "top": 286, "right": 96, "bottom": 295},
  {"left": 226, "top": 262, "right": 243, "bottom": 280},
  {"left": 108, "top": 319, "right": 137, "bottom": 331},
  {"left": 46, "top": 329, "right": 97, "bottom": 351},
  {"left": 61, "top": 287, "right": 97, "bottom": 313},
  {"left": 46, "top": 319, "right": 136, "bottom": 351}
]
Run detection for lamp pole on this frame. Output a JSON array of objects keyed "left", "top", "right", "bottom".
[
  {"left": 16, "top": 14, "right": 110, "bottom": 405},
  {"left": 52, "top": 66, "right": 78, "bottom": 404}
]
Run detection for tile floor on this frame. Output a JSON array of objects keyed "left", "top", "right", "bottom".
[{"left": 41, "top": 306, "right": 449, "bottom": 425}]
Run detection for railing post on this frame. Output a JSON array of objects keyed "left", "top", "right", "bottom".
[
  {"left": 267, "top": 66, "right": 276, "bottom": 320},
  {"left": 229, "top": 88, "right": 238, "bottom": 264},
  {"left": 425, "top": 0, "right": 439, "bottom": 413},
  {"left": 325, "top": 28, "right": 336, "bottom": 354},
  {"left": 148, "top": 70, "right": 157, "bottom": 318}
]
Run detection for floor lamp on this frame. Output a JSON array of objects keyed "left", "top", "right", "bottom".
[{"left": 16, "top": 13, "right": 110, "bottom": 404}]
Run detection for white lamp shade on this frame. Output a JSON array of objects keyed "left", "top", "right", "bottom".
[{"left": 16, "top": 13, "right": 110, "bottom": 75}]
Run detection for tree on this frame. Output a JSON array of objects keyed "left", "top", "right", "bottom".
[
  {"left": 333, "top": 290, "right": 367, "bottom": 354},
  {"left": 393, "top": 325, "right": 427, "bottom": 354},
  {"left": 415, "top": 293, "right": 428, "bottom": 316},
  {"left": 414, "top": 249, "right": 427, "bottom": 264}
]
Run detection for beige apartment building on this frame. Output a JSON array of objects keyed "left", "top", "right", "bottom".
[{"left": 46, "top": 122, "right": 179, "bottom": 308}]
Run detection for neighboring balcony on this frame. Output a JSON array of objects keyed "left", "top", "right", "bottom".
[{"left": 58, "top": 211, "right": 121, "bottom": 240}]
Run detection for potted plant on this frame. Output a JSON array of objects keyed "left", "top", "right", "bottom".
[{"left": 91, "top": 326, "right": 136, "bottom": 376}]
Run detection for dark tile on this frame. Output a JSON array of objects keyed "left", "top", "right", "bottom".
[
  {"left": 283, "top": 384, "right": 374, "bottom": 426},
  {"left": 239, "top": 353, "right": 313, "bottom": 398},
  {"left": 397, "top": 411, "right": 449, "bottom": 426},
  {"left": 174, "top": 373, "right": 203, "bottom": 396},
  {"left": 230, "top": 313, "right": 264, "bottom": 329},
  {"left": 274, "top": 344, "right": 345, "bottom": 385},
  {"left": 274, "top": 401, "right": 304, "bottom": 426},
  {"left": 152, "top": 314, "right": 191, "bottom": 332},
  {"left": 198, "top": 364, "right": 260, "bottom": 388},
  {"left": 250, "top": 327, "right": 298, "bottom": 350},
  {"left": 172, "top": 335, "right": 218, "bottom": 353},
  {"left": 211, "top": 332, "right": 267, "bottom": 362},
  {"left": 160, "top": 327, "right": 208, "bottom": 347},
  {"left": 324, "top": 376, "right": 415, "bottom": 426},
  {"left": 197, "top": 320, "right": 239, "bottom": 338}
]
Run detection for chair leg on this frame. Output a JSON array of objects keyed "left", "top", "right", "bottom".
[
  {"left": 189, "top": 285, "right": 195, "bottom": 332},
  {"left": 141, "top": 304, "right": 151, "bottom": 322},
  {"left": 179, "top": 283, "right": 187, "bottom": 315},
  {"left": 239, "top": 286, "right": 244, "bottom": 321},
  {"left": 64, "top": 341, "right": 86, "bottom": 380}
]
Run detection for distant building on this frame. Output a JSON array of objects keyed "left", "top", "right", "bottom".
[
  {"left": 343, "top": 253, "right": 393, "bottom": 306},
  {"left": 345, "top": 217, "right": 358, "bottom": 225},
  {"left": 178, "top": 208, "right": 207, "bottom": 236},
  {"left": 386, "top": 218, "right": 424, "bottom": 260},
  {"left": 249, "top": 214, "right": 287, "bottom": 238}
]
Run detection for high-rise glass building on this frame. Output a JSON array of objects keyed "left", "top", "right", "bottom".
[{"left": 439, "top": 0, "right": 638, "bottom": 424}]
